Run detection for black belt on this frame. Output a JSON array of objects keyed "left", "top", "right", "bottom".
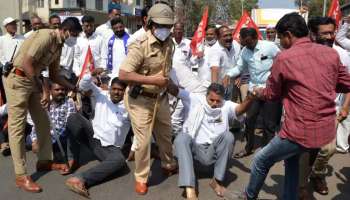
[{"left": 139, "top": 91, "right": 158, "bottom": 99}]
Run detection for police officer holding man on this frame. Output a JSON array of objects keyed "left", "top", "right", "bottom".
[
  {"left": 3, "top": 17, "right": 82, "bottom": 193},
  {"left": 119, "top": 3, "right": 177, "bottom": 195}
]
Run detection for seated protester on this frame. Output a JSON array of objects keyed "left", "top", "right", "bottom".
[
  {"left": 0, "top": 104, "right": 34, "bottom": 156},
  {"left": 167, "top": 82, "right": 253, "bottom": 199},
  {"left": 65, "top": 74, "right": 130, "bottom": 198},
  {"left": 28, "top": 83, "right": 76, "bottom": 174}
]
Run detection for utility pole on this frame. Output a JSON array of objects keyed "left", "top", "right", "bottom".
[
  {"left": 18, "top": 0, "right": 23, "bottom": 34},
  {"left": 323, "top": 0, "right": 327, "bottom": 17},
  {"left": 241, "top": 0, "right": 245, "bottom": 16}
]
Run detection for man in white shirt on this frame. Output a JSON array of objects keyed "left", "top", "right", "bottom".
[
  {"left": 73, "top": 15, "right": 104, "bottom": 77},
  {"left": 209, "top": 26, "right": 241, "bottom": 83},
  {"left": 65, "top": 74, "right": 130, "bottom": 198},
  {"left": 24, "top": 15, "right": 43, "bottom": 38},
  {"left": 101, "top": 18, "right": 130, "bottom": 78},
  {"left": 127, "top": 6, "right": 150, "bottom": 47},
  {"left": 172, "top": 22, "right": 192, "bottom": 67},
  {"left": 208, "top": 25, "right": 240, "bottom": 100},
  {"left": 0, "top": 17, "right": 24, "bottom": 66},
  {"left": 167, "top": 82, "right": 253, "bottom": 199},
  {"left": 60, "top": 18, "right": 81, "bottom": 81},
  {"left": 195, "top": 24, "right": 218, "bottom": 82},
  {"left": 95, "top": 6, "right": 129, "bottom": 40}
]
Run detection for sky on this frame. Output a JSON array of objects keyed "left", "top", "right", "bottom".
[{"left": 258, "top": 0, "right": 297, "bottom": 9}]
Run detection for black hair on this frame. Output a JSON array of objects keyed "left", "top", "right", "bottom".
[
  {"left": 206, "top": 24, "right": 216, "bottom": 31},
  {"left": 275, "top": 12, "right": 309, "bottom": 38},
  {"left": 141, "top": 6, "right": 150, "bottom": 19},
  {"left": 49, "top": 14, "right": 60, "bottom": 23},
  {"left": 110, "top": 17, "right": 124, "bottom": 26},
  {"left": 60, "top": 17, "right": 82, "bottom": 33},
  {"left": 207, "top": 83, "right": 225, "bottom": 97},
  {"left": 216, "top": 25, "right": 230, "bottom": 37},
  {"left": 240, "top": 27, "right": 258, "bottom": 39},
  {"left": 111, "top": 77, "right": 127, "bottom": 88},
  {"left": 307, "top": 16, "right": 336, "bottom": 34},
  {"left": 81, "top": 15, "right": 95, "bottom": 24}
]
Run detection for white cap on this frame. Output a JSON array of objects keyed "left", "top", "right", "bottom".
[
  {"left": 3, "top": 17, "right": 17, "bottom": 27},
  {"left": 266, "top": 24, "right": 275, "bottom": 29}
]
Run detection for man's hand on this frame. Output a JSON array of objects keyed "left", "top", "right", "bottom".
[
  {"left": 222, "top": 75, "right": 230, "bottom": 88},
  {"left": 234, "top": 77, "right": 241, "bottom": 87},
  {"left": 337, "top": 107, "right": 349, "bottom": 122},
  {"left": 40, "top": 92, "right": 50, "bottom": 109},
  {"left": 196, "top": 51, "right": 204, "bottom": 59},
  {"left": 252, "top": 87, "right": 264, "bottom": 99},
  {"left": 150, "top": 74, "right": 169, "bottom": 88},
  {"left": 91, "top": 68, "right": 105, "bottom": 76},
  {"left": 167, "top": 79, "right": 179, "bottom": 96}
]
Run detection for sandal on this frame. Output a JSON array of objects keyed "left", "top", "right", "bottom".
[{"left": 65, "top": 177, "right": 89, "bottom": 198}]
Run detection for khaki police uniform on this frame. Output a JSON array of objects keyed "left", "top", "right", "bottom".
[
  {"left": 3, "top": 29, "right": 63, "bottom": 176},
  {"left": 121, "top": 30, "right": 176, "bottom": 183}
]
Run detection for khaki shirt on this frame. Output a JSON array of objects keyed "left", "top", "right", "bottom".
[
  {"left": 13, "top": 29, "right": 63, "bottom": 76},
  {"left": 120, "top": 30, "right": 173, "bottom": 93}
]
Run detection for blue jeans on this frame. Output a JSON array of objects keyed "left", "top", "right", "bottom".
[{"left": 245, "top": 135, "right": 307, "bottom": 200}]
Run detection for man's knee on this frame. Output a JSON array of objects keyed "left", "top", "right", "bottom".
[{"left": 174, "top": 133, "right": 191, "bottom": 148}]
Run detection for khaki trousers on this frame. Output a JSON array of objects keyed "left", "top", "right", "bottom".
[
  {"left": 124, "top": 91, "right": 175, "bottom": 183},
  {"left": 3, "top": 73, "right": 52, "bottom": 176},
  {"left": 299, "top": 138, "right": 336, "bottom": 187}
]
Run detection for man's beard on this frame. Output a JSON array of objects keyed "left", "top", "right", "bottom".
[
  {"left": 115, "top": 31, "right": 125, "bottom": 38},
  {"left": 316, "top": 38, "right": 334, "bottom": 47}
]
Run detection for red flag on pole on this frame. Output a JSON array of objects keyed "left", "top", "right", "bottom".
[
  {"left": 79, "top": 45, "right": 95, "bottom": 79},
  {"left": 328, "top": 0, "right": 342, "bottom": 27},
  {"left": 232, "top": 10, "right": 262, "bottom": 41},
  {"left": 190, "top": 6, "right": 209, "bottom": 56}
]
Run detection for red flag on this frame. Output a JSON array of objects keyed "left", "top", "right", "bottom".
[
  {"left": 328, "top": 0, "right": 342, "bottom": 27},
  {"left": 190, "top": 6, "right": 209, "bottom": 56},
  {"left": 232, "top": 11, "right": 262, "bottom": 41},
  {"left": 79, "top": 45, "right": 95, "bottom": 79}
]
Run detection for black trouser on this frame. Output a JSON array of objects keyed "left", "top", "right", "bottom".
[
  {"left": 244, "top": 99, "right": 282, "bottom": 152},
  {"left": 66, "top": 113, "right": 126, "bottom": 187}
]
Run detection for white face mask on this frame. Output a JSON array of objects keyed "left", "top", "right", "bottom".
[
  {"left": 65, "top": 36, "right": 77, "bottom": 46},
  {"left": 206, "top": 39, "right": 217, "bottom": 46},
  {"left": 154, "top": 28, "right": 171, "bottom": 41}
]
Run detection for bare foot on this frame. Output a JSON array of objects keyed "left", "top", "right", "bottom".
[
  {"left": 185, "top": 187, "right": 198, "bottom": 200},
  {"left": 209, "top": 179, "right": 226, "bottom": 197}
]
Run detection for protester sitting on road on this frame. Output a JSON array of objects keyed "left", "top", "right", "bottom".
[
  {"left": 28, "top": 82, "right": 76, "bottom": 175},
  {"left": 167, "top": 82, "right": 253, "bottom": 200},
  {"left": 65, "top": 74, "right": 130, "bottom": 198}
]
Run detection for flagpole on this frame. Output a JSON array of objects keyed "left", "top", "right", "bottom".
[
  {"left": 241, "top": 0, "right": 245, "bottom": 16},
  {"left": 323, "top": 0, "right": 327, "bottom": 16}
]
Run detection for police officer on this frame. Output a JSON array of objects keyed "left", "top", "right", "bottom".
[
  {"left": 119, "top": 3, "right": 177, "bottom": 195},
  {"left": 3, "top": 17, "right": 81, "bottom": 193}
]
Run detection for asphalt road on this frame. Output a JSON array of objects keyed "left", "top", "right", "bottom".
[{"left": 0, "top": 136, "right": 349, "bottom": 200}]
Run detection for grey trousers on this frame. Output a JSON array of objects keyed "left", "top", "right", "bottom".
[{"left": 174, "top": 132, "right": 234, "bottom": 187}]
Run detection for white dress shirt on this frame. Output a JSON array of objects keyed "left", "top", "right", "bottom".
[
  {"left": 96, "top": 20, "right": 130, "bottom": 40},
  {"left": 24, "top": 30, "right": 34, "bottom": 38},
  {"left": 59, "top": 38, "right": 77, "bottom": 78},
  {"left": 333, "top": 44, "right": 350, "bottom": 107},
  {"left": 197, "top": 43, "right": 215, "bottom": 82},
  {"left": 73, "top": 32, "right": 104, "bottom": 76},
  {"left": 208, "top": 40, "right": 241, "bottom": 82},
  {"left": 172, "top": 38, "right": 192, "bottom": 67},
  {"left": 178, "top": 89, "right": 239, "bottom": 144},
  {"left": 127, "top": 27, "right": 146, "bottom": 46},
  {"left": 0, "top": 33, "right": 25, "bottom": 65},
  {"left": 79, "top": 74, "right": 131, "bottom": 147},
  {"left": 335, "top": 22, "right": 350, "bottom": 51},
  {"left": 101, "top": 34, "right": 128, "bottom": 78}
]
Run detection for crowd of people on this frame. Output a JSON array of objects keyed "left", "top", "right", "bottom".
[{"left": 0, "top": 1, "right": 350, "bottom": 200}]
